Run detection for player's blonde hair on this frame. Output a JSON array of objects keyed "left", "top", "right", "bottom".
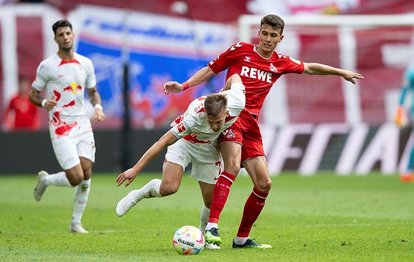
[{"left": 204, "top": 94, "right": 227, "bottom": 117}]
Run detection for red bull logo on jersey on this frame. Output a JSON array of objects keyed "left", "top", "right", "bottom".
[
  {"left": 63, "top": 82, "right": 82, "bottom": 94},
  {"left": 240, "top": 66, "right": 272, "bottom": 83}
]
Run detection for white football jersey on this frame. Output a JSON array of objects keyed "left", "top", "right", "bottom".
[
  {"left": 32, "top": 53, "right": 96, "bottom": 137},
  {"left": 171, "top": 83, "right": 245, "bottom": 144}
]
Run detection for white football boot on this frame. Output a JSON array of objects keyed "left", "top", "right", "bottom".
[
  {"left": 34, "top": 170, "right": 48, "bottom": 201},
  {"left": 204, "top": 242, "right": 221, "bottom": 250},
  {"left": 69, "top": 222, "right": 89, "bottom": 234},
  {"left": 115, "top": 190, "right": 143, "bottom": 217}
]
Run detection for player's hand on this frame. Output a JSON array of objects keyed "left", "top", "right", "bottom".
[
  {"left": 116, "top": 168, "right": 138, "bottom": 187},
  {"left": 164, "top": 81, "right": 183, "bottom": 95},
  {"left": 394, "top": 106, "right": 407, "bottom": 128},
  {"left": 342, "top": 71, "right": 364, "bottom": 84},
  {"left": 94, "top": 107, "right": 106, "bottom": 122},
  {"left": 44, "top": 99, "right": 57, "bottom": 112}
]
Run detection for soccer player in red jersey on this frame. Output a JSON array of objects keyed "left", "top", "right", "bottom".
[
  {"left": 5, "top": 76, "right": 39, "bottom": 131},
  {"left": 164, "top": 14, "right": 364, "bottom": 248}
]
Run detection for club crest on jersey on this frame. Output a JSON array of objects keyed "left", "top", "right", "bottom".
[
  {"left": 222, "top": 128, "right": 235, "bottom": 139},
  {"left": 63, "top": 82, "right": 82, "bottom": 94},
  {"left": 270, "top": 63, "right": 277, "bottom": 73}
]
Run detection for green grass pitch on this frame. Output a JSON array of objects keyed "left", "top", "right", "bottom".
[{"left": 0, "top": 173, "right": 413, "bottom": 261}]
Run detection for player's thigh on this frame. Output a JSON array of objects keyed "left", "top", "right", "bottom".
[
  {"left": 51, "top": 136, "right": 81, "bottom": 171},
  {"left": 76, "top": 131, "right": 95, "bottom": 179},
  {"left": 198, "top": 181, "right": 215, "bottom": 208},
  {"left": 77, "top": 132, "right": 95, "bottom": 165},
  {"left": 161, "top": 161, "right": 185, "bottom": 194},
  {"left": 243, "top": 156, "right": 272, "bottom": 191},
  {"left": 220, "top": 141, "right": 242, "bottom": 173}
]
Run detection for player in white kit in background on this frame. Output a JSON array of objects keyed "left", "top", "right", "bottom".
[
  {"left": 29, "top": 19, "right": 105, "bottom": 233},
  {"left": 115, "top": 74, "right": 245, "bottom": 249}
]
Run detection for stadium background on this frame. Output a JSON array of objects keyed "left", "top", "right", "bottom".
[{"left": 1, "top": 0, "right": 414, "bottom": 175}]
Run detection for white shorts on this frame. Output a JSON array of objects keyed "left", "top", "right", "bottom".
[
  {"left": 165, "top": 139, "right": 221, "bottom": 184},
  {"left": 51, "top": 129, "right": 95, "bottom": 170}
]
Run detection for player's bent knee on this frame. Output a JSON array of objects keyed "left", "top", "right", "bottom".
[
  {"left": 159, "top": 184, "right": 179, "bottom": 196},
  {"left": 68, "top": 176, "right": 82, "bottom": 186},
  {"left": 256, "top": 179, "right": 272, "bottom": 193},
  {"left": 82, "top": 169, "right": 92, "bottom": 180},
  {"left": 65, "top": 172, "right": 84, "bottom": 186},
  {"left": 264, "top": 180, "right": 273, "bottom": 191},
  {"left": 224, "top": 163, "right": 240, "bottom": 175}
]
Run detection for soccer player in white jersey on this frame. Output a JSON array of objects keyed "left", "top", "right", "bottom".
[
  {"left": 115, "top": 74, "right": 245, "bottom": 249},
  {"left": 28, "top": 19, "right": 105, "bottom": 234}
]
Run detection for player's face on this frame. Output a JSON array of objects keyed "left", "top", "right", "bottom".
[
  {"left": 54, "top": 26, "right": 74, "bottom": 51},
  {"left": 207, "top": 110, "right": 228, "bottom": 132},
  {"left": 257, "top": 23, "right": 283, "bottom": 57}
]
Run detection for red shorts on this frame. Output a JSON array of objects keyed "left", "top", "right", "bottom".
[{"left": 219, "top": 109, "right": 265, "bottom": 162}]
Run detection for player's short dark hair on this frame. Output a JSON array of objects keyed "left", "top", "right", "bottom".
[
  {"left": 261, "top": 14, "right": 285, "bottom": 34},
  {"left": 52, "top": 19, "right": 73, "bottom": 36},
  {"left": 204, "top": 94, "right": 227, "bottom": 117}
]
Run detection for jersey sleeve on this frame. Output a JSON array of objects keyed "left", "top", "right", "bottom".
[
  {"left": 222, "top": 83, "right": 245, "bottom": 116},
  {"left": 32, "top": 62, "right": 49, "bottom": 91},
  {"left": 170, "top": 114, "right": 196, "bottom": 139},
  {"left": 170, "top": 98, "right": 201, "bottom": 139},
  {"left": 208, "top": 42, "right": 246, "bottom": 74},
  {"left": 278, "top": 55, "right": 305, "bottom": 74},
  {"left": 7, "top": 97, "right": 16, "bottom": 111}
]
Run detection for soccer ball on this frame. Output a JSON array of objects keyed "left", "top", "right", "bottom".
[{"left": 172, "top": 225, "right": 205, "bottom": 255}]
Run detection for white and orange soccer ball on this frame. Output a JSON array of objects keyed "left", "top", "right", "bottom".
[{"left": 172, "top": 225, "right": 205, "bottom": 255}]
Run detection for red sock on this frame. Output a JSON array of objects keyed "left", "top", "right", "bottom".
[
  {"left": 237, "top": 187, "right": 268, "bottom": 237},
  {"left": 208, "top": 171, "right": 236, "bottom": 224}
]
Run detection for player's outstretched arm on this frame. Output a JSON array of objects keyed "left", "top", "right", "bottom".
[
  {"left": 304, "top": 62, "right": 364, "bottom": 84},
  {"left": 116, "top": 131, "right": 178, "bottom": 187},
  {"left": 164, "top": 66, "right": 215, "bottom": 94}
]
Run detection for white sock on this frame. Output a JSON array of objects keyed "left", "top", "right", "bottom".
[
  {"left": 72, "top": 179, "right": 91, "bottom": 224},
  {"left": 140, "top": 179, "right": 162, "bottom": 198},
  {"left": 233, "top": 236, "right": 249, "bottom": 245},
  {"left": 44, "top": 171, "right": 71, "bottom": 187},
  {"left": 199, "top": 206, "right": 210, "bottom": 233},
  {"left": 205, "top": 222, "right": 218, "bottom": 231}
]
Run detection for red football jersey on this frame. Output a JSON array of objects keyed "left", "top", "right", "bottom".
[
  {"left": 209, "top": 41, "right": 304, "bottom": 116},
  {"left": 7, "top": 95, "right": 39, "bottom": 130}
]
